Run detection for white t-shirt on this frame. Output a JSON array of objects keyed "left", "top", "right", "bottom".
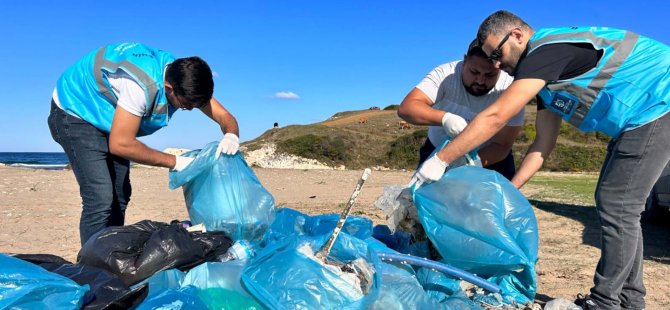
[
  {"left": 415, "top": 61, "right": 524, "bottom": 147},
  {"left": 53, "top": 69, "right": 149, "bottom": 118}
]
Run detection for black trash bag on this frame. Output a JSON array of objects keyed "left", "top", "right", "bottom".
[
  {"left": 182, "top": 230, "right": 235, "bottom": 270},
  {"left": 77, "top": 220, "right": 233, "bottom": 286},
  {"left": 13, "top": 253, "right": 72, "bottom": 265},
  {"left": 13, "top": 253, "right": 148, "bottom": 310},
  {"left": 167, "top": 220, "right": 236, "bottom": 267}
]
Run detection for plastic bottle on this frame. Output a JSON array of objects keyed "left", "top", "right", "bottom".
[{"left": 218, "top": 240, "right": 255, "bottom": 262}]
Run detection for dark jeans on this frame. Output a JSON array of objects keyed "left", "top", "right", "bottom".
[
  {"left": 48, "top": 101, "right": 131, "bottom": 246},
  {"left": 418, "top": 138, "right": 516, "bottom": 180},
  {"left": 590, "top": 112, "right": 670, "bottom": 309}
]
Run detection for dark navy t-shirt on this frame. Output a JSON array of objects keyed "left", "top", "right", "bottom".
[{"left": 513, "top": 43, "right": 599, "bottom": 109}]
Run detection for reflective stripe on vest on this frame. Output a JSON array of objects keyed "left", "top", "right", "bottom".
[
  {"left": 529, "top": 30, "right": 639, "bottom": 129},
  {"left": 93, "top": 46, "right": 167, "bottom": 117},
  {"left": 56, "top": 43, "right": 176, "bottom": 136}
]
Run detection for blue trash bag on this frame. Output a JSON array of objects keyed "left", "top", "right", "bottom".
[
  {"left": 134, "top": 269, "right": 201, "bottom": 310},
  {"left": 414, "top": 267, "right": 484, "bottom": 309},
  {"left": 371, "top": 224, "right": 430, "bottom": 257},
  {"left": 243, "top": 231, "right": 382, "bottom": 309},
  {"left": 365, "top": 238, "right": 480, "bottom": 310},
  {"left": 136, "top": 263, "right": 264, "bottom": 310},
  {"left": 371, "top": 261, "right": 456, "bottom": 310},
  {"left": 183, "top": 261, "right": 265, "bottom": 309},
  {"left": 169, "top": 141, "right": 275, "bottom": 241},
  {"left": 242, "top": 235, "right": 381, "bottom": 310},
  {"left": 420, "top": 138, "right": 482, "bottom": 172},
  {"left": 0, "top": 253, "right": 88, "bottom": 310},
  {"left": 308, "top": 213, "right": 373, "bottom": 239},
  {"left": 136, "top": 285, "right": 209, "bottom": 310},
  {"left": 412, "top": 166, "right": 538, "bottom": 304},
  {"left": 134, "top": 268, "right": 186, "bottom": 297},
  {"left": 261, "top": 208, "right": 372, "bottom": 245}
]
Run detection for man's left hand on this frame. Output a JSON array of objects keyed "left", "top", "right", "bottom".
[
  {"left": 216, "top": 133, "right": 240, "bottom": 158},
  {"left": 441, "top": 112, "right": 468, "bottom": 138}
]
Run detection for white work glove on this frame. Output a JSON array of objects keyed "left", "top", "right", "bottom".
[
  {"left": 441, "top": 112, "right": 468, "bottom": 138},
  {"left": 173, "top": 156, "right": 194, "bottom": 172},
  {"left": 409, "top": 155, "right": 448, "bottom": 189},
  {"left": 215, "top": 133, "right": 240, "bottom": 159}
]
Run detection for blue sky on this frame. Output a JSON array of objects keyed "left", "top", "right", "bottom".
[{"left": 0, "top": 1, "right": 667, "bottom": 152}]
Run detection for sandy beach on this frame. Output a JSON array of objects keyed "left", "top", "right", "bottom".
[{"left": 1, "top": 165, "right": 668, "bottom": 308}]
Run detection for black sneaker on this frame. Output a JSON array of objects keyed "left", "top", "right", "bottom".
[{"left": 574, "top": 293, "right": 601, "bottom": 310}]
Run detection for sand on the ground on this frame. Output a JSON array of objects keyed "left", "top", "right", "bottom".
[{"left": 0, "top": 165, "right": 668, "bottom": 308}]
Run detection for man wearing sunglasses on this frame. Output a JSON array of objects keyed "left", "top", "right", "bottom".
[
  {"left": 48, "top": 42, "right": 240, "bottom": 245},
  {"left": 415, "top": 10, "right": 670, "bottom": 310},
  {"left": 398, "top": 40, "right": 523, "bottom": 180}
]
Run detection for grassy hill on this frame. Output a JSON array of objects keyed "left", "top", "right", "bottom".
[
  {"left": 514, "top": 104, "right": 609, "bottom": 171},
  {"left": 243, "top": 104, "right": 609, "bottom": 171}
]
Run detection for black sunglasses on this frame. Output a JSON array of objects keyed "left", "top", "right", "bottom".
[
  {"left": 488, "top": 31, "right": 512, "bottom": 62},
  {"left": 167, "top": 87, "right": 194, "bottom": 111}
]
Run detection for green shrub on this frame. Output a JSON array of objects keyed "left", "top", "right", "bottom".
[
  {"left": 517, "top": 122, "right": 608, "bottom": 145},
  {"left": 383, "top": 104, "right": 400, "bottom": 111},
  {"left": 594, "top": 132, "right": 610, "bottom": 143},
  {"left": 386, "top": 129, "right": 427, "bottom": 169},
  {"left": 277, "top": 134, "right": 350, "bottom": 165},
  {"left": 516, "top": 123, "right": 537, "bottom": 143},
  {"left": 559, "top": 123, "right": 610, "bottom": 144},
  {"left": 514, "top": 143, "right": 605, "bottom": 172},
  {"left": 543, "top": 144, "right": 606, "bottom": 171}
]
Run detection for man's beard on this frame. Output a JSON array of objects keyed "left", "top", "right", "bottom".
[{"left": 464, "top": 83, "right": 490, "bottom": 96}]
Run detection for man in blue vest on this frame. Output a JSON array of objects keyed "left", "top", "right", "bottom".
[
  {"left": 48, "top": 43, "right": 240, "bottom": 246},
  {"left": 412, "top": 10, "right": 670, "bottom": 310}
]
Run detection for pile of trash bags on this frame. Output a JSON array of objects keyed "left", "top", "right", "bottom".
[{"left": 1, "top": 141, "right": 541, "bottom": 309}]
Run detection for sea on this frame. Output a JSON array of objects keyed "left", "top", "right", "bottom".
[{"left": 0, "top": 152, "right": 69, "bottom": 170}]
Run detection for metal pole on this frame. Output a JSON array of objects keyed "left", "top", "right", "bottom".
[{"left": 315, "top": 168, "right": 371, "bottom": 260}]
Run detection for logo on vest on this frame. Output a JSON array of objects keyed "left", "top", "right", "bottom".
[
  {"left": 132, "top": 52, "right": 155, "bottom": 58},
  {"left": 549, "top": 93, "right": 577, "bottom": 115}
]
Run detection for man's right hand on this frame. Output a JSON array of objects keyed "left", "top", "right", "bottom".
[
  {"left": 408, "top": 155, "right": 448, "bottom": 189},
  {"left": 172, "top": 156, "right": 194, "bottom": 171},
  {"left": 441, "top": 112, "right": 468, "bottom": 138}
]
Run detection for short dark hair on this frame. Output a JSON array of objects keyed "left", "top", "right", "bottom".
[
  {"left": 477, "top": 10, "right": 531, "bottom": 45},
  {"left": 466, "top": 39, "right": 488, "bottom": 58},
  {"left": 165, "top": 56, "right": 214, "bottom": 108}
]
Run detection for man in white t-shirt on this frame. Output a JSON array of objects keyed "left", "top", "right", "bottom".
[
  {"left": 48, "top": 43, "right": 240, "bottom": 245},
  {"left": 398, "top": 41, "right": 523, "bottom": 179}
]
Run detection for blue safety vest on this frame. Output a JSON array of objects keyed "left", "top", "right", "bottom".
[
  {"left": 529, "top": 27, "right": 670, "bottom": 137},
  {"left": 56, "top": 43, "right": 176, "bottom": 136}
]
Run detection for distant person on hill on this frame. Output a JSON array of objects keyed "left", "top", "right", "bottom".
[
  {"left": 398, "top": 39, "right": 523, "bottom": 180},
  {"left": 48, "top": 43, "right": 240, "bottom": 245},
  {"left": 415, "top": 10, "right": 670, "bottom": 309}
]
